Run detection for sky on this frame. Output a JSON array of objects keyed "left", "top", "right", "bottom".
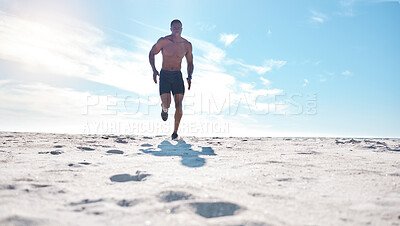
[{"left": 0, "top": 0, "right": 399, "bottom": 137}]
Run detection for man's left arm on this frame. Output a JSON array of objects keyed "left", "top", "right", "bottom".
[{"left": 185, "top": 42, "right": 194, "bottom": 90}]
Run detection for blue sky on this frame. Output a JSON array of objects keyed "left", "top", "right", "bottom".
[{"left": 0, "top": 0, "right": 399, "bottom": 137}]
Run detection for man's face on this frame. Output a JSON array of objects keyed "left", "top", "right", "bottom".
[{"left": 171, "top": 22, "right": 182, "bottom": 35}]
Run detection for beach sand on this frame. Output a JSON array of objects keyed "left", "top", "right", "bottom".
[{"left": 0, "top": 132, "right": 399, "bottom": 225}]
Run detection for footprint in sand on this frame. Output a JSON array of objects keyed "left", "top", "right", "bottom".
[
  {"left": 38, "top": 150, "right": 63, "bottom": 155},
  {"left": 276, "top": 178, "right": 293, "bottom": 182},
  {"left": 187, "top": 202, "right": 243, "bottom": 218},
  {"left": 141, "top": 143, "right": 152, "bottom": 147},
  {"left": 158, "top": 191, "right": 193, "bottom": 203},
  {"left": 335, "top": 139, "right": 345, "bottom": 144},
  {"left": 297, "top": 151, "right": 320, "bottom": 155},
  {"left": 117, "top": 199, "right": 140, "bottom": 207},
  {"left": 390, "top": 146, "right": 400, "bottom": 152},
  {"left": 107, "top": 150, "right": 124, "bottom": 154},
  {"left": 31, "top": 184, "right": 51, "bottom": 188},
  {"left": 14, "top": 178, "right": 34, "bottom": 182},
  {"left": 68, "top": 162, "right": 91, "bottom": 166},
  {"left": 54, "top": 145, "right": 63, "bottom": 148},
  {"left": 376, "top": 141, "right": 386, "bottom": 146},
  {"left": 115, "top": 138, "right": 128, "bottom": 144},
  {"left": 0, "top": 184, "right": 16, "bottom": 190},
  {"left": 78, "top": 162, "right": 91, "bottom": 165},
  {"left": 77, "top": 146, "right": 95, "bottom": 151},
  {"left": 69, "top": 198, "right": 104, "bottom": 206},
  {"left": 69, "top": 199, "right": 104, "bottom": 214},
  {"left": 248, "top": 192, "right": 266, "bottom": 197},
  {"left": 110, "top": 171, "right": 150, "bottom": 182}
]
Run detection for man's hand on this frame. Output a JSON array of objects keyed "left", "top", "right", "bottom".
[
  {"left": 153, "top": 70, "right": 159, "bottom": 84},
  {"left": 187, "top": 78, "right": 191, "bottom": 90}
]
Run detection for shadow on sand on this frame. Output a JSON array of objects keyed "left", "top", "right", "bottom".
[{"left": 139, "top": 140, "right": 216, "bottom": 168}]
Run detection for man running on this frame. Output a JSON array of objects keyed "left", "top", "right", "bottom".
[{"left": 149, "top": 19, "right": 194, "bottom": 140}]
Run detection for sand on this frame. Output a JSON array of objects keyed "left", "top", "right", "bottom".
[{"left": 0, "top": 132, "right": 399, "bottom": 225}]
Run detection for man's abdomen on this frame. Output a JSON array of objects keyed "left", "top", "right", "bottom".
[{"left": 162, "top": 56, "right": 183, "bottom": 71}]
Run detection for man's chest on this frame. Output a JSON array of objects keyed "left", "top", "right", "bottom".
[{"left": 162, "top": 42, "right": 186, "bottom": 58}]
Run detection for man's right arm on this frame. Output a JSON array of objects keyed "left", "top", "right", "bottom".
[{"left": 149, "top": 38, "right": 163, "bottom": 84}]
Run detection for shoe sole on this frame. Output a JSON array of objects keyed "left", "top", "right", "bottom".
[{"left": 161, "top": 111, "right": 168, "bottom": 121}]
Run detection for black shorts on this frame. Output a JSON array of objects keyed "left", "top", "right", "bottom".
[{"left": 159, "top": 69, "right": 185, "bottom": 95}]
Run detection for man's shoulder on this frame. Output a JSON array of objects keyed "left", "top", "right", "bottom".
[
  {"left": 181, "top": 37, "right": 191, "bottom": 44},
  {"left": 182, "top": 38, "right": 192, "bottom": 46},
  {"left": 158, "top": 35, "right": 172, "bottom": 42}
]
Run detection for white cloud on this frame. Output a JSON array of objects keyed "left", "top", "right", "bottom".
[
  {"left": 339, "top": 0, "right": 355, "bottom": 16},
  {"left": 0, "top": 81, "right": 86, "bottom": 116},
  {"left": 337, "top": 0, "right": 399, "bottom": 17},
  {"left": 219, "top": 33, "right": 239, "bottom": 46},
  {"left": 265, "top": 59, "right": 287, "bottom": 70},
  {"left": 229, "top": 59, "right": 286, "bottom": 75},
  {"left": 190, "top": 37, "right": 227, "bottom": 63},
  {"left": 233, "top": 83, "right": 286, "bottom": 114},
  {"left": 0, "top": 11, "right": 156, "bottom": 95},
  {"left": 310, "top": 10, "right": 327, "bottom": 23},
  {"left": 239, "top": 83, "right": 283, "bottom": 96},
  {"left": 181, "top": 35, "right": 286, "bottom": 116},
  {"left": 303, "top": 79, "right": 309, "bottom": 87},
  {"left": 375, "top": 0, "right": 400, "bottom": 3},
  {"left": 267, "top": 29, "right": 272, "bottom": 36},
  {"left": 0, "top": 79, "right": 157, "bottom": 133},
  {"left": 234, "top": 61, "right": 270, "bottom": 74},
  {"left": 260, "top": 77, "right": 271, "bottom": 86},
  {"left": 130, "top": 19, "right": 167, "bottom": 33},
  {"left": 0, "top": 80, "right": 88, "bottom": 132},
  {"left": 342, "top": 70, "right": 352, "bottom": 76},
  {"left": 312, "top": 17, "right": 324, "bottom": 23}
]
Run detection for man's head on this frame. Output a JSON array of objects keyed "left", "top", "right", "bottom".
[{"left": 170, "top": 19, "right": 182, "bottom": 36}]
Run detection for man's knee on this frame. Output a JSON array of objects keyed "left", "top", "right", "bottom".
[
  {"left": 175, "top": 101, "right": 182, "bottom": 109},
  {"left": 161, "top": 96, "right": 171, "bottom": 108},
  {"left": 163, "top": 102, "right": 171, "bottom": 108}
]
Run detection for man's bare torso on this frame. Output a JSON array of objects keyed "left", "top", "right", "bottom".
[{"left": 160, "top": 35, "right": 189, "bottom": 71}]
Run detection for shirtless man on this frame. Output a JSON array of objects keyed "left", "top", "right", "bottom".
[{"left": 149, "top": 19, "right": 194, "bottom": 140}]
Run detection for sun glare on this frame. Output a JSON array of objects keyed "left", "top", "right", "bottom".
[{"left": 0, "top": 11, "right": 97, "bottom": 76}]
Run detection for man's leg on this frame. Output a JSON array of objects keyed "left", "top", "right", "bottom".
[
  {"left": 160, "top": 93, "right": 171, "bottom": 110},
  {"left": 173, "top": 94, "right": 184, "bottom": 134}
]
